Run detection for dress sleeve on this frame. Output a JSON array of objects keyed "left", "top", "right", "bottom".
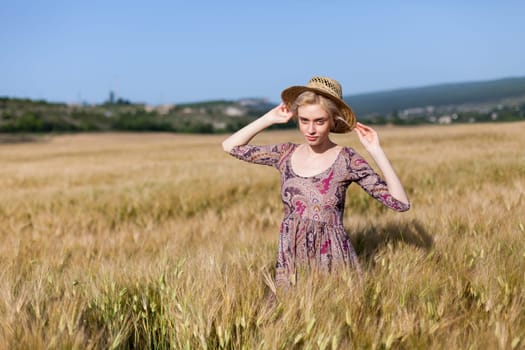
[
  {"left": 229, "top": 144, "right": 285, "bottom": 168},
  {"left": 344, "top": 147, "right": 410, "bottom": 212}
]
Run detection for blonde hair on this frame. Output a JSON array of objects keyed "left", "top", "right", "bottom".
[{"left": 291, "top": 91, "right": 344, "bottom": 131}]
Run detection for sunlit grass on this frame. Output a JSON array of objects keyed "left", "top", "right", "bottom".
[{"left": 0, "top": 122, "right": 524, "bottom": 349}]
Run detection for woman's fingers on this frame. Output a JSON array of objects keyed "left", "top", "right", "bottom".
[
  {"left": 355, "top": 123, "right": 377, "bottom": 144},
  {"left": 356, "top": 122, "right": 372, "bottom": 132}
]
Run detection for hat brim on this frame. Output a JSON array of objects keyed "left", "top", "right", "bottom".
[{"left": 281, "top": 86, "right": 356, "bottom": 133}]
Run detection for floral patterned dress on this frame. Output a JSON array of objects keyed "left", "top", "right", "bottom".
[{"left": 230, "top": 142, "right": 409, "bottom": 287}]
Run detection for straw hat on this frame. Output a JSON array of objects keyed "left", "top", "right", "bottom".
[{"left": 281, "top": 76, "right": 356, "bottom": 133}]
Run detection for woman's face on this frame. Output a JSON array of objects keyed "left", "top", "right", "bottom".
[{"left": 297, "top": 103, "right": 333, "bottom": 147}]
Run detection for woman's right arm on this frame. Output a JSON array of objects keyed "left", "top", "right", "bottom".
[{"left": 222, "top": 103, "right": 293, "bottom": 153}]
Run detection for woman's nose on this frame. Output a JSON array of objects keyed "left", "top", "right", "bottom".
[{"left": 307, "top": 123, "right": 315, "bottom": 133}]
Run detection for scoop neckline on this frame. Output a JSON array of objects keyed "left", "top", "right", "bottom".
[{"left": 288, "top": 143, "right": 344, "bottom": 178}]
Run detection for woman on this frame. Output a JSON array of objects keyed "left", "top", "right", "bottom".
[{"left": 222, "top": 76, "right": 410, "bottom": 288}]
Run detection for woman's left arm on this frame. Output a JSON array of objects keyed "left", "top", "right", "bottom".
[{"left": 354, "top": 122, "right": 410, "bottom": 206}]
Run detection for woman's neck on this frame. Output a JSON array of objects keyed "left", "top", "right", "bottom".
[{"left": 304, "top": 139, "right": 337, "bottom": 154}]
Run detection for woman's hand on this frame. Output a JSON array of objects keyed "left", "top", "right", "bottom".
[
  {"left": 264, "top": 103, "right": 294, "bottom": 125},
  {"left": 222, "top": 103, "right": 293, "bottom": 152},
  {"left": 355, "top": 122, "right": 381, "bottom": 153}
]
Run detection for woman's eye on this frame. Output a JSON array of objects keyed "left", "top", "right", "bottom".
[{"left": 316, "top": 120, "right": 325, "bottom": 125}]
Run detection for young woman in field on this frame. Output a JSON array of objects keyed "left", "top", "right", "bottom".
[{"left": 222, "top": 76, "right": 410, "bottom": 288}]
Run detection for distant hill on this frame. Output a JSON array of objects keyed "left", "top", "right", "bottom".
[
  {"left": 1, "top": 77, "right": 524, "bottom": 134},
  {"left": 344, "top": 77, "right": 525, "bottom": 116}
]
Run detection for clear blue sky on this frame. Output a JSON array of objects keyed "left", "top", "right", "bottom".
[{"left": 1, "top": 0, "right": 524, "bottom": 105}]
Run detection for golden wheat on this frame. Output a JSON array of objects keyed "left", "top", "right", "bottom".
[{"left": 0, "top": 122, "right": 524, "bottom": 349}]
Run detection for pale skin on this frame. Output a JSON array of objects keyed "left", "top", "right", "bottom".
[{"left": 222, "top": 102, "right": 410, "bottom": 206}]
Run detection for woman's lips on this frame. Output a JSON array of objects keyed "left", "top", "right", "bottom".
[{"left": 306, "top": 136, "right": 317, "bottom": 141}]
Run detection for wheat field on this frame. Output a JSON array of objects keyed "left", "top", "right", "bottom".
[{"left": 0, "top": 122, "right": 524, "bottom": 349}]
